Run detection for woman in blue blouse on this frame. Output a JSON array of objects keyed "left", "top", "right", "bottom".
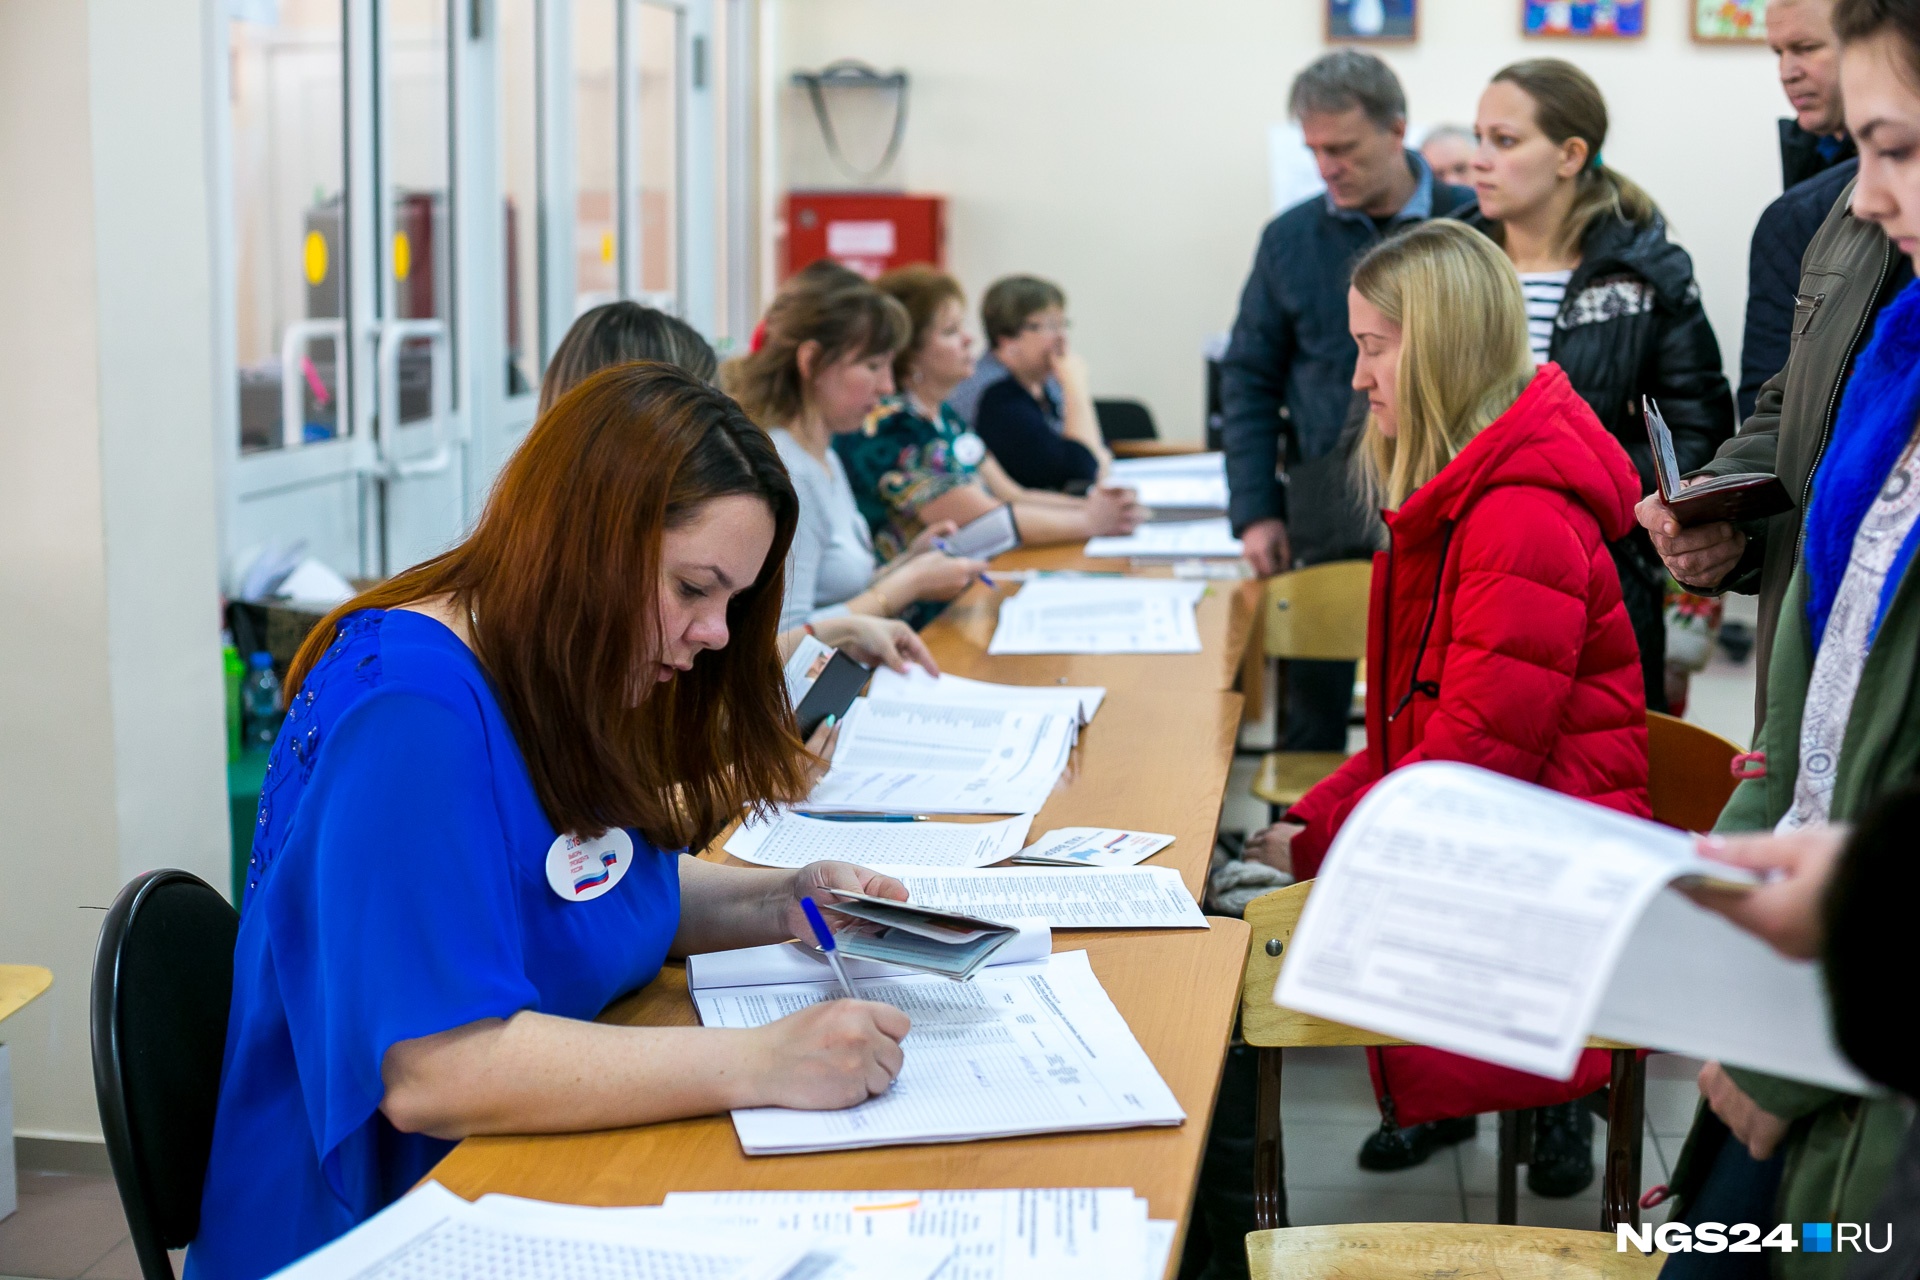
[{"left": 189, "top": 364, "right": 911, "bottom": 1280}]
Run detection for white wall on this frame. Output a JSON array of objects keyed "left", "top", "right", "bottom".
[
  {"left": 775, "top": 0, "right": 1787, "bottom": 441},
  {"left": 0, "top": 0, "right": 228, "bottom": 1142}
]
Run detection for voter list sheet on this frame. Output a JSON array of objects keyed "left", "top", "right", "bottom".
[{"left": 693, "top": 949, "right": 1184, "bottom": 1154}]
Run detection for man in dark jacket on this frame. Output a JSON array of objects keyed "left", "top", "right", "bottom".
[
  {"left": 1741, "top": 0, "right": 1860, "bottom": 420},
  {"left": 1219, "top": 49, "right": 1471, "bottom": 750}
]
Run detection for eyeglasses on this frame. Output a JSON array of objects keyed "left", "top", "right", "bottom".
[{"left": 1021, "top": 317, "right": 1071, "bottom": 336}]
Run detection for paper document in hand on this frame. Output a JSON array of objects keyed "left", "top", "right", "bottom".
[
  {"left": 723, "top": 811, "right": 1033, "bottom": 868},
  {"left": 269, "top": 1181, "right": 810, "bottom": 1280},
  {"left": 882, "top": 865, "right": 1207, "bottom": 929},
  {"left": 805, "top": 698, "right": 1076, "bottom": 814},
  {"left": 656, "top": 1188, "right": 1151, "bottom": 1280},
  {"left": 1273, "top": 763, "right": 1868, "bottom": 1091},
  {"left": 868, "top": 666, "right": 1107, "bottom": 724},
  {"left": 1084, "top": 518, "right": 1244, "bottom": 560},
  {"left": 1018, "top": 827, "right": 1175, "bottom": 867},
  {"left": 988, "top": 580, "right": 1205, "bottom": 655},
  {"left": 694, "top": 949, "right": 1184, "bottom": 1153}
]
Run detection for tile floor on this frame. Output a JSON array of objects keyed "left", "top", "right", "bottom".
[
  {"left": 0, "top": 610, "right": 1758, "bottom": 1275},
  {"left": 0, "top": 1166, "right": 176, "bottom": 1280}
]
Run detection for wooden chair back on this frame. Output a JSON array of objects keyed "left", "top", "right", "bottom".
[
  {"left": 1646, "top": 711, "right": 1742, "bottom": 833},
  {"left": 1241, "top": 881, "right": 1402, "bottom": 1050},
  {"left": 1246, "top": 1223, "right": 1666, "bottom": 1279},
  {"left": 1262, "top": 562, "right": 1371, "bottom": 662}
]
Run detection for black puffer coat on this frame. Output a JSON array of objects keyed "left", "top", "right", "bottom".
[{"left": 1461, "top": 204, "right": 1738, "bottom": 710}]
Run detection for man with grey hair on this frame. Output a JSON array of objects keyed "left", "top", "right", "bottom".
[
  {"left": 1220, "top": 52, "right": 1472, "bottom": 758},
  {"left": 1420, "top": 122, "right": 1476, "bottom": 185}
]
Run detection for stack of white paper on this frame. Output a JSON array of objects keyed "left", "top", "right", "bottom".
[
  {"left": 989, "top": 579, "right": 1206, "bottom": 655},
  {"left": 694, "top": 949, "right": 1185, "bottom": 1153},
  {"left": 804, "top": 698, "right": 1077, "bottom": 815},
  {"left": 1109, "top": 451, "right": 1229, "bottom": 513},
  {"left": 879, "top": 865, "right": 1208, "bottom": 930},
  {"left": 652, "top": 1189, "right": 1177, "bottom": 1280},
  {"left": 1274, "top": 763, "right": 1871, "bottom": 1092},
  {"left": 723, "top": 811, "right": 1034, "bottom": 869},
  {"left": 270, "top": 1181, "right": 948, "bottom": 1280},
  {"left": 1084, "top": 518, "right": 1244, "bottom": 560}
]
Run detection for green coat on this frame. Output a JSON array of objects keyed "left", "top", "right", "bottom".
[{"left": 1675, "top": 565, "right": 1920, "bottom": 1278}]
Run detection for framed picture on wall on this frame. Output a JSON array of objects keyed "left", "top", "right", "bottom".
[
  {"left": 1522, "top": 0, "right": 1647, "bottom": 37},
  {"left": 1693, "top": 0, "right": 1768, "bottom": 41},
  {"left": 1327, "top": 0, "right": 1419, "bottom": 42}
]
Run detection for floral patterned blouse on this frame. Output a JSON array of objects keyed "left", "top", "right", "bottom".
[{"left": 832, "top": 396, "right": 990, "bottom": 563}]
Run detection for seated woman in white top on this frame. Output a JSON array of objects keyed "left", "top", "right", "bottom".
[{"left": 724, "top": 263, "right": 987, "bottom": 633}]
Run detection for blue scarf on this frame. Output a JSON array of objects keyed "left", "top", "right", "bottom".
[{"left": 1804, "top": 277, "right": 1920, "bottom": 651}]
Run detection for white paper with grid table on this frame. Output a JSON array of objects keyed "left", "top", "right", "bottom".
[
  {"left": 653, "top": 1189, "right": 1171, "bottom": 1280},
  {"left": 692, "top": 949, "right": 1183, "bottom": 1154},
  {"left": 803, "top": 698, "right": 1076, "bottom": 815},
  {"left": 987, "top": 580, "right": 1206, "bottom": 655},
  {"left": 723, "top": 811, "right": 1035, "bottom": 869},
  {"left": 877, "top": 866, "right": 1208, "bottom": 929}
]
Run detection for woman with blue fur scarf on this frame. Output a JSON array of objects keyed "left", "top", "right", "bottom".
[{"left": 1658, "top": 2, "right": 1920, "bottom": 1274}]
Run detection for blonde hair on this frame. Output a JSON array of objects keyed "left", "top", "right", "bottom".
[
  {"left": 1490, "top": 59, "right": 1659, "bottom": 258},
  {"left": 1350, "top": 221, "right": 1536, "bottom": 509}
]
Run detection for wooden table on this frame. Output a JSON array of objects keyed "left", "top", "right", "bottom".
[{"left": 432, "top": 543, "right": 1260, "bottom": 1264}]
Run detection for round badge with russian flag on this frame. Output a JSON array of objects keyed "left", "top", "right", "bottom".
[{"left": 544, "top": 828, "right": 633, "bottom": 902}]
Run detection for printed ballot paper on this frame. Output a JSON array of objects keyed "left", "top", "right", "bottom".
[
  {"left": 694, "top": 949, "right": 1184, "bottom": 1154},
  {"left": 1084, "top": 518, "right": 1244, "bottom": 560},
  {"left": 988, "top": 579, "right": 1206, "bottom": 655},
  {"left": 1015, "top": 827, "right": 1176, "bottom": 868},
  {"left": 1273, "top": 763, "right": 1871, "bottom": 1092},
  {"left": 724, "top": 811, "right": 1034, "bottom": 869},
  {"left": 804, "top": 697, "right": 1077, "bottom": 815},
  {"left": 880, "top": 865, "right": 1207, "bottom": 930},
  {"left": 652, "top": 1189, "right": 1175, "bottom": 1280},
  {"left": 266, "top": 1180, "right": 946, "bottom": 1280},
  {"left": 688, "top": 925, "right": 1052, "bottom": 990}
]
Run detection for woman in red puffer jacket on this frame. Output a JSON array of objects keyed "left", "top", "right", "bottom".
[{"left": 1243, "top": 220, "right": 1649, "bottom": 1196}]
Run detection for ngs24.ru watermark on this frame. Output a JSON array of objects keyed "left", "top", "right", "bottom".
[{"left": 1620, "top": 1222, "right": 1893, "bottom": 1254}]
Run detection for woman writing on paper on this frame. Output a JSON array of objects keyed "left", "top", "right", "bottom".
[
  {"left": 540, "top": 298, "right": 940, "bottom": 682},
  {"left": 723, "top": 264, "right": 987, "bottom": 632},
  {"left": 834, "top": 265, "right": 1146, "bottom": 562},
  {"left": 1241, "top": 221, "right": 1650, "bottom": 1192},
  {"left": 190, "top": 365, "right": 913, "bottom": 1280}
]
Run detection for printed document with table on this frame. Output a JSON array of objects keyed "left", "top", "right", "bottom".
[
  {"left": 988, "top": 579, "right": 1206, "bottom": 655},
  {"left": 691, "top": 949, "right": 1184, "bottom": 1154},
  {"left": 1274, "top": 763, "right": 1870, "bottom": 1091}
]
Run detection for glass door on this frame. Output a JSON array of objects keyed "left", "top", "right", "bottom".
[{"left": 219, "top": 0, "right": 727, "bottom": 591}]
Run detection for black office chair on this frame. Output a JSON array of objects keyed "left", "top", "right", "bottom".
[
  {"left": 1093, "top": 397, "right": 1158, "bottom": 443},
  {"left": 91, "top": 870, "right": 239, "bottom": 1280}
]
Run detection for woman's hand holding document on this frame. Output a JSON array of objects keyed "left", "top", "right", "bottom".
[{"left": 1272, "top": 763, "right": 1871, "bottom": 1092}]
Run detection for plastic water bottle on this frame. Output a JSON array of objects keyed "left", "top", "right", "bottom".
[{"left": 242, "top": 652, "right": 284, "bottom": 752}]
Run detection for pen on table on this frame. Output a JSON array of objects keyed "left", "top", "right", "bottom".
[
  {"left": 799, "top": 896, "right": 859, "bottom": 1000},
  {"left": 933, "top": 537, "right": 997, "bottom": 589},
  {"left": 794, "top": 812, "right": 926, "bottom": 822}
]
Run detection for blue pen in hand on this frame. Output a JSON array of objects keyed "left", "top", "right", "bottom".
[
  {"left": 799, "top": 896, "right": 858, "bottom": 1000},
  {"left": 933, "top": 537, "right": 997, "bottom": 589}
]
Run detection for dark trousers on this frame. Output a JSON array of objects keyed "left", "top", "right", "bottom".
[
  {"left": 1179, "top": 1044, "right": 1271, "bottom": 1280},
  {"left": 1283, "top": 660, "right": 1358, "bottom": 752},
  {"left": 1658, "top": 1138, "right": 1785, "bottom": 1280}
]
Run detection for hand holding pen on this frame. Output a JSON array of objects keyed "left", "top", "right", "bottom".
[{"left": 933, "top": 537, "right": 998, "bottom": 589}]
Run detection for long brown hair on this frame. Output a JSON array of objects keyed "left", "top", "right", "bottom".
[
  {"left": 288, "top": 363, "right": 810, "bottom": 848},
  {"left": 1489, "top": 59, "right": 1658, "bottom": 257},
  {"left": 722, "top": 263, "right": 909, "bottom": 425},
  {"left": 540, "top": 301, "right": 719, "bottom": 412},
  {"left": 1834, "top": 0, "right": 1920, "bottom": 84},
  {"left": 875, "top": 264, "right": 967, "bottom": 384}
]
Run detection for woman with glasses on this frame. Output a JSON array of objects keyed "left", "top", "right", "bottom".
[{"left": 968, "top": 275, "right": 1114, "bottom": 491}]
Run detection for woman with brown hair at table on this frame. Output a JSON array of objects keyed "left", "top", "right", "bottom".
[{"left": 188, "top": 364, "right": 913, "bottom": 1280}]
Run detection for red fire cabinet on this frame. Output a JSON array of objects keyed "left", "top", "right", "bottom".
[{"left": 784, "top": 192, "right": 946, "bottom": 281}]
